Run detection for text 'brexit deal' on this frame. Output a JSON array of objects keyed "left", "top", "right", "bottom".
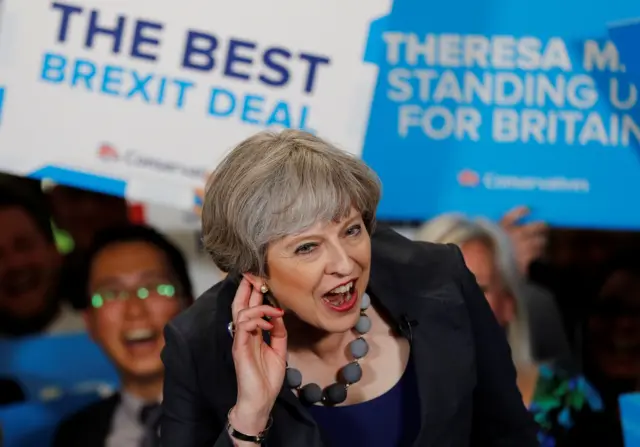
[{"left": 39, "top": 1, "right": 330, "bottom": 131}]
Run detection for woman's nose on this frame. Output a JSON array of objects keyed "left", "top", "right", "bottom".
[{"left": 326, "top": 244, "right": 355, "bottom": 276}]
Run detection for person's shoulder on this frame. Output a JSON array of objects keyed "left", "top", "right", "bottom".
[
  {"left": 371, "top": 224, "right": 462, "bottom": 279},
  {"left": 168, "top": 276, "right": 237, "bottom": 343},
  {"left": 58, "top": 393, "right": 119, "bottom": 426},
  {"left": 54, "top": 394, "right": 119, "bottom": 443}
]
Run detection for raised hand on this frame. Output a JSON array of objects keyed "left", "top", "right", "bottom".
[
  {"left": 500, "top": 206, "right": 548, "bottom": 276},
  {"left": 228, "top": 278, "right": 287, "bottom": 435}
]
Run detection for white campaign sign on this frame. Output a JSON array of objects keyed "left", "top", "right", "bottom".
[{"left": 0, "top": 0, "right": 389, "bottom": 209}]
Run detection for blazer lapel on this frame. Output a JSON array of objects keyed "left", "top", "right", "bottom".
[
  {"left": 368, "top": 227, "right": 476, "bottom": 447},
  {"left": 269, "top": 392, "right": 326, "bottom": 447},
  {"left": 367, "top": 269, "right": 444, "bottom": 446},
  {"left": 408, "top": 300, "right": 476, "bottom": 446}
]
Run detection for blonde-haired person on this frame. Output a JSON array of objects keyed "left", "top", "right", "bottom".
[
  {"left": 160, "top": 130, "right": 538, "bottom": 447},
  {"left": 417, "top": 214, "right": 603, "bottom": 446}
]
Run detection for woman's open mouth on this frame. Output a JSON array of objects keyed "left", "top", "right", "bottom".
[{"left": 322, "top": 280, "right": 358, "bottom": 312}]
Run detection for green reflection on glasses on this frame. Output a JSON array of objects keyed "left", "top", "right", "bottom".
[{"left": 91, "top": 284, "right": 177, "bottom": 309}]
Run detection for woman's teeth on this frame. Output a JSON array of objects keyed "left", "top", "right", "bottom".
[
  {"left": 328, "top": 281, "right": 354, "bottom": 295},
  {"left": 323, "top": 294, "right": 349, "bottom": 306},
  {"left": 323, "top": 281, "right": 354, "bottom": 306}
]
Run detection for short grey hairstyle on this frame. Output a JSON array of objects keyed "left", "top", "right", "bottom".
[
  {"left": 202, "top": 130, "right": 381, "bottom": 276},
  {"left": 416, "top": 214, "right": 534, "bottom": 366}
]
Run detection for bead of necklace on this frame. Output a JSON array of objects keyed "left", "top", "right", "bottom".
[{"left": 284, "top": 293, "right": 372, "bottom": 406}]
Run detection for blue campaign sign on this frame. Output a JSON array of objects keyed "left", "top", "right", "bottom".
[
  {"left": 609, "top": 20, "right": 640, "bottom": 75},
  {"left": 0, "top": 333, "right": 119, "bottom": 447},
  {"left": 0, "top": 332, "right": 119, "bottom": 399},
  {"left": 362, "top": 0, "right": 640, "bottom": 229},
  {"left": 2, "top": 0, "right": 640, "bottom": 229}
]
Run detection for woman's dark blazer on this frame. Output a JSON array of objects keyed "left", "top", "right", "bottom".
[{"left": 160, "top": 226, "right": 539, "bottom": 446}]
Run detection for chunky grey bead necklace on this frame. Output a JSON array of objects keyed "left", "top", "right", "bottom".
[{"left": 284, "top": 293, "right": 372, "bottom": 406}]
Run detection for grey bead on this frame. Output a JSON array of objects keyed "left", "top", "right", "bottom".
[
  {"left": 300, "top": 383, "right": 323, "bottom": 404},
  {"left": 360, "top": 293, "right": 371, "bottom": 310},
  {"left": 285, "top": 368, "right": 302, "bottom": 389},
  {"left": 340, "top": 362, "right": 362, "bottom": 384},
  {"left": 323, "top": 383, "right": 347, "bottom": 405},
  {"left": 355, "top": 315, "right": 372, "bottom": 334},
  {"left": 349, "top": 337, "right": 369, "bottom": 359}
]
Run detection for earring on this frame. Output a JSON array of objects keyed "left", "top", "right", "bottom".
[{"left": 260, "top": 284, "right": 269, "bottom": 294}]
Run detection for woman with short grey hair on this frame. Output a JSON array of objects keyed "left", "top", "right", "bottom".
[
  {"left": 160, "top": 130, "right": 538, "bottom": 447},
  {"left": 416, "top": 215, "right": 533, "bottom": 366},
  {"left": 417, "top": 214, "right": 603, "bottom": 446}
]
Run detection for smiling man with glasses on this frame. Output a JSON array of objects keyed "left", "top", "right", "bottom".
[{"left": 54, "top": 225, "right": 194, "bottom": 447}]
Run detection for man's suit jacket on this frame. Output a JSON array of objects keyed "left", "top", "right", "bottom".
[
  {"left": 160, "top": 226, "right": 539, "bottom": 446},
  {"left": 53, "top": 394, "right": 119, "bottom": 447}
]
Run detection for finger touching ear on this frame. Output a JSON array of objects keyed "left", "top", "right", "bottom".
[{"left": 242, "top": 273, "right": 264, "bottom": 291}]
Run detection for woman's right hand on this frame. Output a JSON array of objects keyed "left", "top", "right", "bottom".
[
  {"left": 228, "top": 278, "right": 287, "bottom": 435},
  {"left": 500, "top": 206, "right": 548, "bottom": 276}
]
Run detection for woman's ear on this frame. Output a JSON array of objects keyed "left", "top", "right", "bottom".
[
  {"left": 242, "top": 273, "right": 264, "bottom": 291},
  {"left": 242, "top": 273, "right": 278, "bottom": 307}
]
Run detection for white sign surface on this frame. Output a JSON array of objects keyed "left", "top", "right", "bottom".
[{"left": 0, "top": 0, "right": 388, "bottom": 208}]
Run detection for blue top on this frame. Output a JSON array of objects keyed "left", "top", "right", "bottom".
[{"left": 307, "top": 357, "right": 420, "bottom": 447}]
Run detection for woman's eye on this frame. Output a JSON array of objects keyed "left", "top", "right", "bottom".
[
  {"left": 346, "top": 224, "right": 362, "bottom": 236},
  {"left": 295, "top": 243, "right": 316, "bottom": 255}
]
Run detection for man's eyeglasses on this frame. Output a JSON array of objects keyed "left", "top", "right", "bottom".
[{"left": 90, "top": 283, "right": 178, "bottom": 309}]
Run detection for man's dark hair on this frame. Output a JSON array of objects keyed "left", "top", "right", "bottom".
[
  {"left": 78, "top": 225, "right": 194, "bottom": 308},
  {"left": 0, "top": 182, "right": 54, "bottom": 243}
]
